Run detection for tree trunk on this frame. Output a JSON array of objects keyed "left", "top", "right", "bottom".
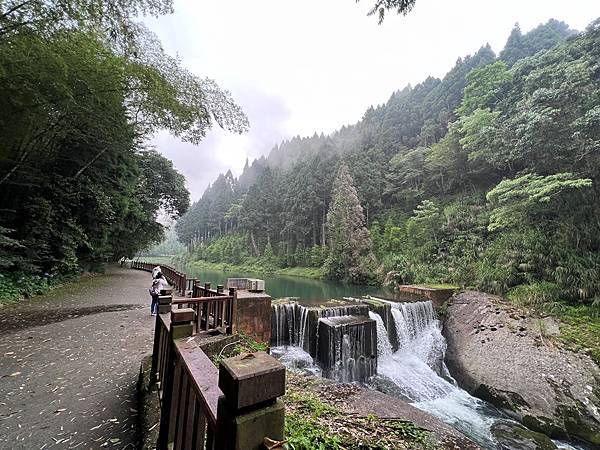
[
  {"left": 321, "top": 209, "right": 326, "bottom": 247},
  {"left": 250, "top": 230, "right": 260, "bottom": 257}
]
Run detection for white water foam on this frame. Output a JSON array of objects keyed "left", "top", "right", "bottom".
[
  {"left": 270, "top": 345, "right": 321, "bottom": 376},
  {"left": 376, "top": 300, "right": 500, "bottom": 448},
  {"left": 368, "top": 311, "right": 393, "bottom": 358}
]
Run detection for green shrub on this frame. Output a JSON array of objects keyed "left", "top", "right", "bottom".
[
  {"left": 507, "top": 282, "right": 566, "bottom": 314},
  {"left": 0, "top": 272, "right": 61, "bottom": 304}
]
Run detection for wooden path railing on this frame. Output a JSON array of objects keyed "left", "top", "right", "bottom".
[
  {"left": 149, "top": 299, "right": 285, "bottom": 450},
  {"left": 172, "top": 292, "right": 236, "bottom": 335},
  {"left": 131, "top": 260, "right": 237, "bottom": 336},
  {"left": 131, "top": 260, "right": 187, "bottom": 295}
]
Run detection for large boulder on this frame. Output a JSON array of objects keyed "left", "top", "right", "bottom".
[{"left": 444, "top": 291, "right": 600, "bottom": 446}]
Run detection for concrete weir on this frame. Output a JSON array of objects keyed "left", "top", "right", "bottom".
[
  {"left": 271, "top": 301, "right": 369, "bottom": 357},
  {"left": 316, "top": 315, "right": 377, "bottom": 382}
]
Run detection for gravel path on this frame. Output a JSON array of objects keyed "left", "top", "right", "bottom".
[{"left": 0, "top": 266, "right": 156, "bottom": 450}]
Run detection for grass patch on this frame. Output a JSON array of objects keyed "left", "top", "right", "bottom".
[
  {"left": 284, "top": 372, "right": 435, "bottom": 449},
  {"left": 419, "top": 283, "right": 459, "bottom": 290},
  {"left": 507, "top": 283, "right": 600, "bottom": 365},
  {"left": 211, "top": 332, "right": 269, "bottom": 367},
  {"left": 559, "top": 306, "right": 600, "bottom": 365}
]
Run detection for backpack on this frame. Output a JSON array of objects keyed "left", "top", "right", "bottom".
[{"left": 149, "top": 279, "right": 160, "bottom": 296}]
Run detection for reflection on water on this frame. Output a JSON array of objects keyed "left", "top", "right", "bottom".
[{"left": 181, "top": 264, "right": 397, "bottom": 302}]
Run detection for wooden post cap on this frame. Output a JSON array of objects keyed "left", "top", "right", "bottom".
[
  {"left": 158, "top": 295, "right": 172, "bottom": 305},
  {"left": 218, "top": 352, "right": 285, "bottom": 411},
  {"left": 171, "top": 308, "right": 195, "bottom": 324}
]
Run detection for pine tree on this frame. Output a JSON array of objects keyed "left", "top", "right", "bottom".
[
  {"left": 499, "top": 23, "right": 527, "bottom": 66},
  {"left": 324, "top": 163, "right": 374, "bottom": 282}
]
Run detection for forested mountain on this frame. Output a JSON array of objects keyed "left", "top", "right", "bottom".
[{"left": 176, "top": 19, "right": 600, "bottom": 307}]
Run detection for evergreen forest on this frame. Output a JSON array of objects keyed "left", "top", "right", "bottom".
[{"left": 175, "top": 19, "right": 600, "bottom": 312}]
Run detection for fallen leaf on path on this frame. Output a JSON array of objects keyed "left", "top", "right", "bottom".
[{"left": 2, "top": 371, "right": 22, "bottom": 377}]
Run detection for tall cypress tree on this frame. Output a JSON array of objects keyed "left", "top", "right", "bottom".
[
  {"left": 324, "top": 163, "right": 374, "bottom": 282},
  {"left": 499, "top": 23, "right": 527, "bottom": 66}
]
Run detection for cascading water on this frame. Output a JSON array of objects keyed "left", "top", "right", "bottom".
[
  {"left": 373, "top": 300, "right": 587, "bottom": 449},
  {"left": 317, "top": 315, "right": 377, "bottom": 382},
  {"left": 368, "top": 311, "right": 393, "bottom": 358},
  {"left": 374, "top": 300, "right": 501, "bottom": 447},
  {"left": 271, "top": 302, "right": 368, "bottom": 353},
  {"left": 272, "top": 300, "right": 586, "bottom": 449}
]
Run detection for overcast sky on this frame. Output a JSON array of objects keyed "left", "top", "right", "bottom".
[{"left": 143, "top": 0, "right": 598, "bottom": 201}]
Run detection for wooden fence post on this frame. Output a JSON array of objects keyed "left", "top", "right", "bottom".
[
  {"left": 229, "top": 287, "right": 237, "bottom": 334},
  {"left": 215, "top": 352, "right": 286, "bottom": 450},
  {"left": 150, "top": 313, "right": 161, "bottom": 386}
]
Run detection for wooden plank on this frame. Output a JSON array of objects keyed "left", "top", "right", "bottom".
[
  {"left": 174, "top": 373, "right": 189, "bottom": 450},
  {"left": 172, "top": 296, "right": 232, "bottom": 305},
  {"left": 183, "top": 386, "right": 198, "bottom": 450},
  {"left": 168, "top": 361, "right": 183, "bottom": 443},
  {"left": 193, "top": 399, "right": 206, "bottom": 450},
  {"left": 220, "top": 300, "right": 226, "bottom": 328},
  {"left": 174, "top": 340, "right": 221, "bottom": 427}
]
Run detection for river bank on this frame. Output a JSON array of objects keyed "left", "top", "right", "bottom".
[{"left": 444, "top": 291, "right": 600, "bottom": 446}]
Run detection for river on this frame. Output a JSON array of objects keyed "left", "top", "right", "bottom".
[{"left": 180, "top": 264, "right": 397, "bottom": 303}]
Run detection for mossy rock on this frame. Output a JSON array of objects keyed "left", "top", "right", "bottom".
[
  {"left": 558, "top": 403, "right": 600, "bottom": 445},
  {"left": 491, "top": 421, "right": 557, "bottom": 450}
]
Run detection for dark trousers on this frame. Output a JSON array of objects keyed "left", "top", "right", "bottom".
[{"left": 151, "top": 294, "right": 159, "bottom": 314}]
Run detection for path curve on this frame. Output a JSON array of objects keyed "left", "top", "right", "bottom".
[{"left": 0, "top": 265, "right": 155, "bottom": 449}]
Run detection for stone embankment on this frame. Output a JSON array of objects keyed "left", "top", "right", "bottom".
[{"left": 443, "top": 291, "right": 600, "bottom": 446}]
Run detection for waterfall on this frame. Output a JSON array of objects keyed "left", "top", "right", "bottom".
[
  {"left": 271, "top": 302, "right": 368, "bottom": 352},
  {"left": 369, "top": 311, "right": 393, "bottom": 358},
  {"left": 272, "top": 302, "right": 299, "bottom": 346},
  {"left": 389, "top": 300, "right": 446, "bottom": 373},
  {"left": 273, "top": 299, "right": 588, "bottom": 450},
  {"left": 318, "top": 315, "right": 377, "bottom": 383},
  {"left": 376, "top": 300, "right": 500, "bottom": 448}
]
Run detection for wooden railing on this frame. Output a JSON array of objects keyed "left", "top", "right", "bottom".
[
  {"left": 131, "top": 260, "right": 187, "bottom": 295},
  {"left": 172, "top": 289, "right": 237, "bottom": 335},
  {"left": 153, "top": 311, "right": 222, "bottom": 449},
  {"left": 150, "top": 303, "right": 286, "bottom": 450},
  {"left": 131, "top": 260, "right": 237, "bottom": 336}
]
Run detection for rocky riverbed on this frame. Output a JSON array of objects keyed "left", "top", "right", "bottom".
[{"left": 443, "top": 291, "right": 600, "bottom": 446}]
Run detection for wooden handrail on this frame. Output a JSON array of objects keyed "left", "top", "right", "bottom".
[
  {"left": 174, "top": 339, "right": 220, "bottom": 427},
  {"left": 172, "top": 295, "right": 233, "bottom": 305},
  {"left": 148, "top": 276, "right": 283, "bottom": 450}
]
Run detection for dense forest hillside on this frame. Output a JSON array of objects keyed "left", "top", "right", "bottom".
[
  {"left": 175, "top": 19, "right": 600, "bottom": 310},
  {"left": 0, "top": 0, "right": 248, "bottom": 300}
]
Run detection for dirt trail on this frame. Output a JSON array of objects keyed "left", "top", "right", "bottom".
[{"left": 0, "top": 265, "right": 155, "bottom": 449}]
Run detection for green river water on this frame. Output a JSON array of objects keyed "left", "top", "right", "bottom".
[{"left": 179, "top": 264, "right": 397, "bottom": 304}]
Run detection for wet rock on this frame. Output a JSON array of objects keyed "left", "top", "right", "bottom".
[
  {"left": 312, "top": 377, "right": 480, "bottom": 450},
  {"left": 491, "top": 421, "right": 557, "bottom": 450},
  {"left": 444, "top": 291, "right": 600, "bottom": 446}
]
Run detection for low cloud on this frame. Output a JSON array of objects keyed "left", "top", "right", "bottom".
[{"left": 151, "top": 86, "right": 290, "bottom": 201}]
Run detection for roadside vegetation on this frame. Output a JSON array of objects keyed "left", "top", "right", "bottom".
[{"left": 284, "top": 372, "right": 435, "bottom": 450}]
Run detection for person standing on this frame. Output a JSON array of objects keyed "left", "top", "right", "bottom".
[{"left": 149, "top": 271, "right": 169, "bottom": 316}]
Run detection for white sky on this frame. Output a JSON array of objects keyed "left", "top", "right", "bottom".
[{"left": 143, "top": 0, "right": 599, "bottom": 201}]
